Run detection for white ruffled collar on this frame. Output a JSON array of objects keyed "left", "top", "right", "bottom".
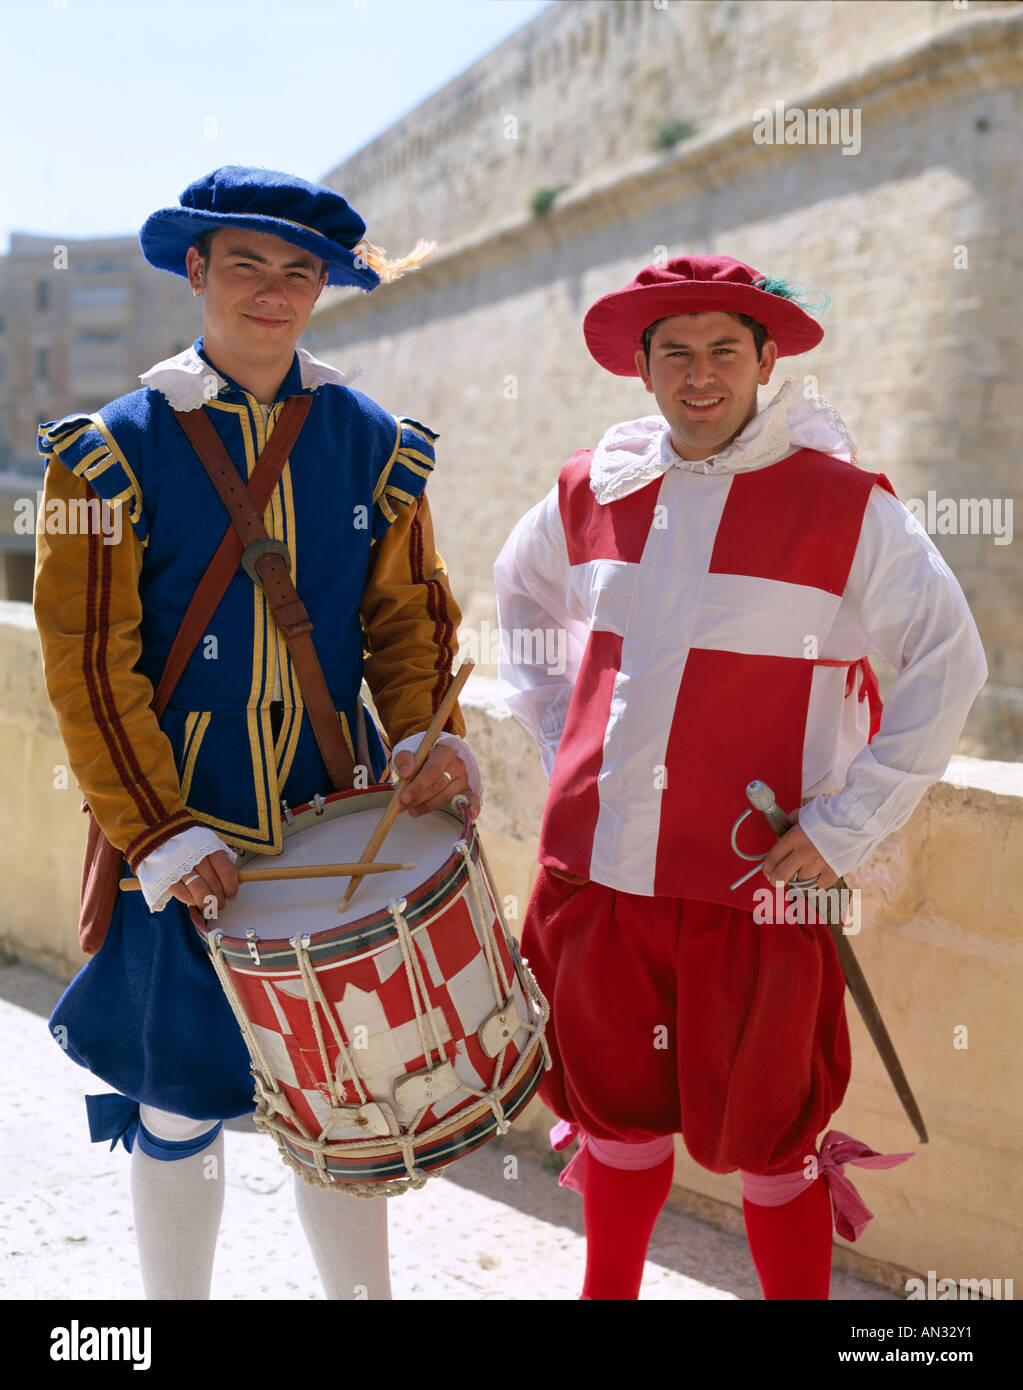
[
  {"left": 589, "top": 378, "right": 859, "bottom": 504},
  {"left": 138, "top": 342, "right": 362, "bottom": 412}
]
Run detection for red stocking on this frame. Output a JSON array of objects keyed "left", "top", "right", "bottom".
[
  {"left": 742, "top": 1176, "right": 834, "bottom": 1300},
  {"left": 581, "top": 1146, "right": 675, "bottom": 1300}
]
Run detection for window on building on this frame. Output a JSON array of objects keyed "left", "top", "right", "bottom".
[
  {"left": 35, "top": 346, "right": 50, "bottom": 382},
  {"left": 36, "top": 281, "right": 51, "bottom": 313},
  {"left": 71, "top": 334, "right": 128, "bottom": 377},
  {"left": 71, "top": 284, "right": 130, "bottom": 308}
]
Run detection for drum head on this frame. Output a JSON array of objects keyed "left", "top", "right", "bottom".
[{"left": 225, "top": 796, "right": 465, "bottom": 942}]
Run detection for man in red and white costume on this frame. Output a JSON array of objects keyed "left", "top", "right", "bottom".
[{"left": 494, "top": 256, "right": 987, "bottom": 1300}]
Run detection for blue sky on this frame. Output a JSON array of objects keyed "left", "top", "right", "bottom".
[{"left": 0, "top": 0, "right": 550, "bottom": 247}]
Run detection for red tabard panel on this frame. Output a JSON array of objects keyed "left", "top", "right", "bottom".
[
  {"left": 558, "top": 450, "right": 663, "bottom": 565},
  {"left": 539, "top": 628, "right": 624, "bottom": 876},
  {"left": 654, "top": 646, "right": 815, "bottom": 908},
  {"left": 708, "top": 449, "right": 880, "bottom": 594}
]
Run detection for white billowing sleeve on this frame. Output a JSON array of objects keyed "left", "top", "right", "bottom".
[
  {"left": 494, "top": 487, "right": 589, "bottom": 780},
  {"left": 799, "top": 486, "right": 988, "bottom": 876}
]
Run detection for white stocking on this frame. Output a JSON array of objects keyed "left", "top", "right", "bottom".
[
  {"left": 129, "top": 1107, "right": 224, "bottom": 1300},
  {"left": 292, "top": 1174, "right": 392, "bottom": 1301}
]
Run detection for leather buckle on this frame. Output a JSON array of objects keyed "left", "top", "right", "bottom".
[{"left": 241, "top": 538, "right": 292, "bottom": 586}]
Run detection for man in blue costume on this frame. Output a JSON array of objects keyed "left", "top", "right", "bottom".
[{"left": 34, "top": 166, "right": 479, "bottom": 1299}]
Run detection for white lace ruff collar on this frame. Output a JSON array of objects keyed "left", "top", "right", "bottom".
[
  {"left": 138, "top": 343, "right": 362, "bottom": 412},
  {"left": 589, "top": 378, "right": 859, "bottom": 504}
]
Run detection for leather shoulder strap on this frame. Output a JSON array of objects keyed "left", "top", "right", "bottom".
[
  {"left": 174, "top": 397, "right": 356, "bottom": 792},
  {"left": 152, "top": 396, "right": 310, "bottom": 717}
]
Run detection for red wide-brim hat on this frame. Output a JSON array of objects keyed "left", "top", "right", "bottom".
[{"left": 583, "top": 255, "right": 825, "bottom": 376}]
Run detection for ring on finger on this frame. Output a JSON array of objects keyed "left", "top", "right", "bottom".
[
  {"left": 183, "top": 873, "right": 202, "bottom": 886},
  {"left": 787, "top": 872, "right": 821, "bottom": 890},
  {"left": 442, "top": 770, "right": 453, "bottom": 784}
]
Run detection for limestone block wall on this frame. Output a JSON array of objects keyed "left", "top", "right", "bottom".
[
  {"left": 2, "top": 607, "right": 1019, "bottom": 1291},
  {"left": 1, "top": 603, "right": 86, "bottom": 976},
  {"left": 321, "top": 0, "right": 989, "bottom": 256},
  {"left": 308, "top": 1, "right": 1023, "bottom": 756}
]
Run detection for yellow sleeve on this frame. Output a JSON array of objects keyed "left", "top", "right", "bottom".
[
  {"left": 33, "top": 459, "right": 200, "bottom": 868},
  {"left": 359, "top": 491, "right": 467, "bottom": 746}
]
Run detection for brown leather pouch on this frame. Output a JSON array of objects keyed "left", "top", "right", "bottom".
[{"left": 78, "top": 806, "right": 127, "bottom": 955}]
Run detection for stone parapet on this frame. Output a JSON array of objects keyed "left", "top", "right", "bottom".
[{"left": 3, "top": 612, "right": 1018, "bottom": 1291}]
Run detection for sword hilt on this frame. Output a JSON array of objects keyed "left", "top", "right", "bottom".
[
  {"left": 745, "top": 780, "right": 793, "bottom": 837},
  {"left": 728, "top": 781, "right": 797, "bottom": 889},
  {"left": 746, "top": 780, "right": 852, "bottom": 894}
]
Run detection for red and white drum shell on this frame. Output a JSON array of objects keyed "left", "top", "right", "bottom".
[{"left": 193, "top": 786, "right": 549, "bottom": 1194}]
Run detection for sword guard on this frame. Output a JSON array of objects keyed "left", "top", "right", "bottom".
[
  {"left": 730, "top": 808, "right": 766, "bottom": 863},
  {"left": 729, "top": 808, "right": 770, "bottom": 891}
]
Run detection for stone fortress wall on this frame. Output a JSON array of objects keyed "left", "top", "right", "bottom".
[
  {"left": 6, "top": 1, "right": 1022, "bottom": 1293},
  {"left": 323, "top": 0, "right": 983, "bottom": 257},
  {"left": 309, "top": 0, "right": 1023, "bottom": 756}
]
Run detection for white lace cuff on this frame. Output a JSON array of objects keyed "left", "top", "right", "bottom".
[
  {"left": 391, "top": 731, "right": 483, "bottom": 807},
  {"left": 135, "top": 826, "right": 237, "bottom": 914}
]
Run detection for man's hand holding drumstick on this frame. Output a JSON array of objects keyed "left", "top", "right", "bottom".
[
  {"left": 393, "top": 743, "right": 481, "bottom": 820},
  {"left": 169, "top": 851, "right": 240, "bottom": 929},
  {"left": 340, "top": 663, "right": 475, "bottom": 909}
]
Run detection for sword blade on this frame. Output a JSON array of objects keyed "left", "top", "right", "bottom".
[{"left": 828, "top": 925, "right": 929, "bottom": 1144}]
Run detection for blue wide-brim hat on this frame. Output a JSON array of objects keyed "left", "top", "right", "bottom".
[{"left": 139, "top": 165, "right": 380, "bottom": 292}]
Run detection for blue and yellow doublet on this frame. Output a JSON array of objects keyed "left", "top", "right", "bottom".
[{"left": 34, "top": 339, "right": 465, "bottom": 1117}]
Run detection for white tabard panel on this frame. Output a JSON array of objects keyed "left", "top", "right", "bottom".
[
  {"left": 690, "top": 572, "right": 841, "bottom": 658},
  {"left": 590, "top": 469, "right": 732, "bottom": 894}
]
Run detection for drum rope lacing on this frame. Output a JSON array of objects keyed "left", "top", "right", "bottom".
[
  {"left": 474, "top": 832, "right": 552, "bottom": 1078},
  {"left": 207, "top": 817, "right": 551, "bottom": 1198},
  {"left": 291, "top": 928, "right": 429, "bottom": 1190},
  {"left": 391, "top": 901, "right": 448, "bottom": 1075},
  {"left": 384, "top": 839, "right": 516, "bottom": 1164},
  {"left": 457, "top": 839, "right": 513, "bottom": 1008},
  {"left": 452, "top": 839, "right": 552, "bottom": 1128},
  {"left": 476, "top": 830, "right": 551, "bottom": 1076},
  {"left": 207, "top": 930, "right": 285, "bottom": 1104},
  {"left": 292, "top": 936, "right": 373, "bottom": 1110}
]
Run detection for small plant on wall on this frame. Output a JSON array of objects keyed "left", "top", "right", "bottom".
[
  {"left": 654, "top": 117, "right": 697, "bottom": 150},
  {"left": 531, "top": 184, "right": 570, "bottom": 218}
]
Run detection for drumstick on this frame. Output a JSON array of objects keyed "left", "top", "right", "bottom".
[
  {"left": 118, "top": 861, "right": 412, "bottom": 891},
  {"left": 339, "top": 661, "right": 474, "bottom": 910}
]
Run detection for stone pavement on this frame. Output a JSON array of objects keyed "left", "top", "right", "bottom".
[{"left": 0, "top": 961, "right": 895, "bottom": 1302}]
